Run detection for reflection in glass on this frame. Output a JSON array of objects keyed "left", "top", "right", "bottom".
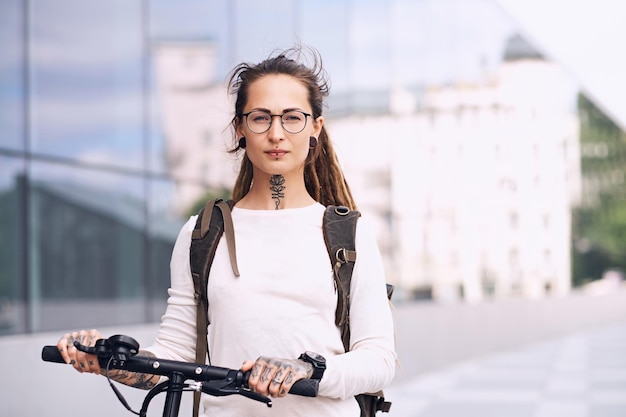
[
  {"left": 146, "top": 178, "right": 186, "bottom": 320},
  {"left": 0, "top": 1, "right": 24, "bottom": 150},
  {"left": 0, "top": 158, "right": 26, "bottom": 335},
  {"left": 27, "top": 162, "right": 159, "bottom": 332},
  {"left": 29, "top": 1, "right": 143, "bottom": 169}
]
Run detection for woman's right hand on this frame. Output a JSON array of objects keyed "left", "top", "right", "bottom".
[
  {"left": 241, "top": 356, "right": 313, "bottom": 398},
  {"left": 57, "top": 329, "right": 103, "bottom": 375}
]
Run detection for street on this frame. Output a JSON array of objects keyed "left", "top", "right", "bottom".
[{"left": 387, "top": 319, "right": 626, "bottom": 417}]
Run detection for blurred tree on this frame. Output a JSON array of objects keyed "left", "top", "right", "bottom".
[
  {"left": 185, "top": 187, "right": 232, "bottom": 219},
  {"left": 572, "top": 94, "right": 626, "bottom": 286}
]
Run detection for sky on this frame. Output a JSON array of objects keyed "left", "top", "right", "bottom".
[{"left": 495, "top": 0, "right": 626, "bottom": 131}]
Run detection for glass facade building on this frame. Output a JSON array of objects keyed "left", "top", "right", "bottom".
[{"left": 1, "top": 1, "right": 174, "bottom": 335}]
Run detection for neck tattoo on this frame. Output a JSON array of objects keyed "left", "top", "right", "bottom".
[{"left": 269, "top": 174, "right": 285, "bottom": 210}]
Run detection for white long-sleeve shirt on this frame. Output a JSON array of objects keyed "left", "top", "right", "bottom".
[{"left": 145, "top": 203, "right": 396, "bottom": 417}]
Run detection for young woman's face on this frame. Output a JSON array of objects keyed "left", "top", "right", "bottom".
[{"left": 237, "top": 74, "right": 323, "bottom": 178}]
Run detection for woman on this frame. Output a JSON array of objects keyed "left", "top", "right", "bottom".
[{"left": 58, "top": 46, "right": 396, "bottom": 417}]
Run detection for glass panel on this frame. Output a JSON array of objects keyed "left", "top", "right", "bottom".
[
  {"left": 29, "top": 0, "right": 143, "bottom": 169},
  {"left": 0, "top": 1, "right": 24, "bottom": 150},
  {"left": 144, "top": 178, "right": 189, "bottom": 321},
  {"left": 28, "top": 161, "right": 148, "bottom": 332},
  {"left": 148, "top": 0, "right": 230, "bottom": 175},
  {"left": 0, "top": 157, "right": 26, "bottom": 336}
]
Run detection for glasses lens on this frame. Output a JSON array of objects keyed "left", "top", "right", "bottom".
[
  {"left": 281, "top": 111, "right": 306, "bottom": 133},
  {"left": 246, "top": 111, "right": 272, "bottom": 133},
  {"left": 281, "top": 111, "right": 307, "bottom": 133}
]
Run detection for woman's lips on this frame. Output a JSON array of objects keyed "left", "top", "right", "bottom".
[{"left": 266, "top": 150, "right": 287, "bottom": 158}]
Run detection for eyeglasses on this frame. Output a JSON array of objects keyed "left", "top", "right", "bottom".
[{"left": 241, "top": 110, "right": 311, "bottom": 134}]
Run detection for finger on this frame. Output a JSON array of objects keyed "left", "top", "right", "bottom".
[
  {"left": 85, "top": 355, "right": 100, "bottom": 373},
  {"left": 67, "top": 331, "right": 85, "bottom": 372},
  {"left": 67, "top": 331, "right": 79, "bottom": 351},
  {"left": 247, "top": 361, "right": 266, "bottom": 393},
  {"left": 280, "top": 369, "right": 305, "bottom": 397},
  {"left": 75, "top": 353, "right": 100, "bottom": 374},
  {"left": 74, "top": 351, "right": 95, "bottom": 374},
  {"left": 248, "top": 357, "right": 275, "bottom": 396},
  {"left": 65, "top": 332, "right": 82, "bottom": 370},
  {"left": 74, "top": 332, "right": 94, "bottom": 374},
  {"left": 248, "top": 361, "right": 263, "bottom": 386},
  {"left": 257, "top": 362, "right": 276, "bottom": 396},
  {"left": 81, "top": 329, "right": 102, "bottom": 374},
  {"left": 76, "top": 356, "right": 89, "bottom": 372},
  {"left": 241, "top": 360, "right": 255, "bottom": 372},
  {"left": 70, "top": 330, "right": 90, "bottom": 371},
  {"left": 86, "top": 329, "right": 98, "bottom": 346},
  {"left": 56, "top": 333, "right": 73, "bottom": 364},
  {"left": 269, "top": 368, "right": 287, "bottom": 398},
  {"left": 77, "top": 329, "right": 89, "bottom": 346}
]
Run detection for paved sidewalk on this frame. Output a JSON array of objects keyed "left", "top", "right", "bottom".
[{"left": 386, "top": 320, "right": 626, "bottom": 417}]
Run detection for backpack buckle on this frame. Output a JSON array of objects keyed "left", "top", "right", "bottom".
[{"left": 335, "top": 248, "right": 348, "bottom": 264}]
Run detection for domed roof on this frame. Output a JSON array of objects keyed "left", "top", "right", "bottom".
[{"left": 503, "top": 33, "right": 544, "bottom": 61}]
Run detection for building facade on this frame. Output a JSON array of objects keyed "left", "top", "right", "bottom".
[{"left": 331, "top": 36, "right": 580, "bottom": 302}]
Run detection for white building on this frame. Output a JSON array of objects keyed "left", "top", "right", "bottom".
[{"left": 330, "top": 34, "right": 580, "bottom": 302}]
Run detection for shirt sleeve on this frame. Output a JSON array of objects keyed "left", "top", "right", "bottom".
[
  {"left": 143, "top": 216, "right": 198, "bottom": 363},
  {"left": 318, "top": 214, "right": 397, "bottom": 399}
]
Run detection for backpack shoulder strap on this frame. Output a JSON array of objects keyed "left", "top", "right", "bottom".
[
  {"left": 189, "top": 198, "right": 237, "bottom": 417},
  {"left": 191, "top": 198, "right": 239, "bottom": 278},
  {"left": 323, "top": 205, "right": 393, "bottom": 415},
  {"left": 323, "top": 205, "right": 360, "bottom": 351}
]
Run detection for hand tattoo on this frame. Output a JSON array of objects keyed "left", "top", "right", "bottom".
[
  {"left": 261, "top": 367, "right": 272, "bottom": 383},
  {"left": 269, "top": 174, "right": 285, "bottom": 209},
  {"left": 106, "top": 350, "right": 158, "bottom": 390},
  {"left": 252, "top": 363, "right": 261, "bottom": 378}
]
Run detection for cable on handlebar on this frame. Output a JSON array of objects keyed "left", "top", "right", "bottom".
[
  {"left": 103, "top": 355, "right": 196, "bottom": 417},
  {"left": 105, "top": 356, "right": 141, "bottom": 416},
  {"left": 139, "top": 381, "right": 173, "bottom": 417}
]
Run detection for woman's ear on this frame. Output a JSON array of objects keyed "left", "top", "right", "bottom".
[
  {"left": 234, "top": 116, "right": 244, "bottom": 138},
  {"left": 312, "top": 116, "right": 324, "bottom": 138}
]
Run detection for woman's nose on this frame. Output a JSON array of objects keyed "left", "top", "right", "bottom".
[{"left": 267, "top": 118, "right": 285, "bottom": 142}]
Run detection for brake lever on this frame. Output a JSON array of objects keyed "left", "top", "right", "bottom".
[
  {"left": 238, "top": 388, "right": 273, "bottom": 406},
  {"left": 201, "top": 377, "right": 272, "bottom": 407}
]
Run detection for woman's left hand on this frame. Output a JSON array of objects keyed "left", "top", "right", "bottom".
[{"left": 241, "top": 356, "right": 313, "bottom": 398}]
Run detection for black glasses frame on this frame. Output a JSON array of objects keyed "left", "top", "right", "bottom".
[{"left": 241, "top": 110, "right": 312, "bottom": 134}]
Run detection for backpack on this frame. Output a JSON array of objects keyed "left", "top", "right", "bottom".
[{"left": 189, "top": 198, "right": 393, "bottom": 417}]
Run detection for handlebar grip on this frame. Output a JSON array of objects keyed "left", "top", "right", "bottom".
[
  {"left": 42, "top": 346, "right": 65, "bottom": 363},
  {"left": 289, "top": 378, "right": 319, "bottom": 397},
  {"left": 241, "top": 370, "right": 318, "bottom": 397}
]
